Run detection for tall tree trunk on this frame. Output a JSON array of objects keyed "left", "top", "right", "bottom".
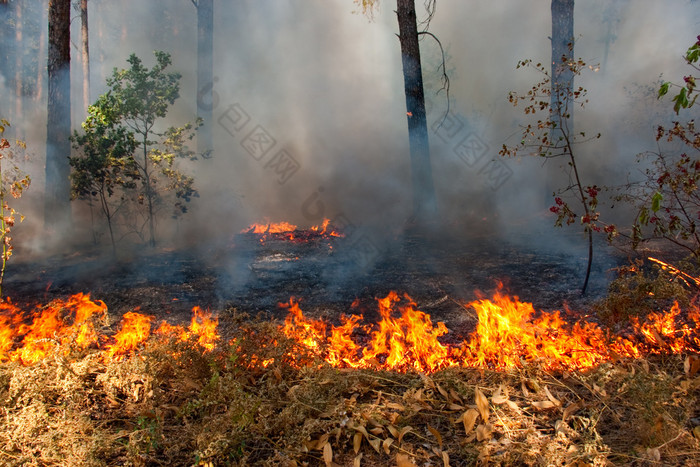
[
  {"left": 195, "top": 0, "right": 214, "bottom": 156},
  {"left": 14, "top": 0, "right": 23, "bottom": 132},
  {"left": 546, "top": 0, "right": 574, "bottom": 203},
  {"left": 550, "top": 0, "right": 574, "bottom": 143},
  {"left": 1, "top": 0, "right": 16, "bottom": 118},
  {"left": 80, "top": 0, "right": 90, "bottom": 115},
  {"left": 36, "top": 0, "right": 47, "bottom": 104},
  {"left": 396, "top": 0, "right": 437, "bottom": 222},
  {"left": 45, "top": 0, "right": 72, "bottom": 235}
]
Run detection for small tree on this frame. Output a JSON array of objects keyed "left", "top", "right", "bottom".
[
  {"left": 71, "top": 51, "right": 202, "bottom": 247},
  {"left": 500, "top": 56, "right": 603, "bottom": 295},
  {"left": 70, "top": 94, "right": 139, "bottom": 254},
  {"left": 626, "top": 37, "right": 700, "bottom": 262},
  {"left": 0, "top": 119, "right": 31, "bottom": 300}
]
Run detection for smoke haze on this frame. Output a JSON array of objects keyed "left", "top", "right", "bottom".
[{"left": 3, "top": 0, "right": 699, "bottom": 261}]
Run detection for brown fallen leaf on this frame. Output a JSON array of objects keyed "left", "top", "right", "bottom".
[
  {"left": 442, "top": 450, "right": 450, "bottom": 467},
  {"left": 476, "top": 423, "right": 493, "bottom": 442},
  {"left": 462, "top": 409, "right": 479, "bottom": 435},
  {"left": 491, "top": 385, "right": 508, "bottom": 405},
  {"left": 399, "top": 426, "right": 413, "bottom": 444},
  {"left": 353, "top": 432, "right": 363, "bottom": 454},
  {"left": 531, "top": 400, "right": 557, "bottom": 410},
  {"left": 353, "top": 453, "right": 362, "bottom": 467},
  {"left": 396, "top": 453, "right": 417, "bottom": 467},
  {"left": 685, "top": 355, "right": 700, "bottom": 377},
  {"left": 428, "top": 426, "right": 443, "bottom": 450},
  {"left": 544, "top": 386, "right": 561, "bottom": 407},
  {"left": 323, "top": 442, "right": 332, "bottom": 466},
  {"left": 562, "top": 401, "right": 583, "bottom": 421},
  {"left": 475, "top": 388, "right": 489, "bottom": 423},
  {"left": 382, "top": 437, "right": 394, "bottom": 455}
]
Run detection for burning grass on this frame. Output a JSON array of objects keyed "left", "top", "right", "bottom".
[
  {"left": 0, "top": 290, "right": 699, "bottom": 465},
  {"left": 240, "top": 219, "right": 344, "bottom": 245}
]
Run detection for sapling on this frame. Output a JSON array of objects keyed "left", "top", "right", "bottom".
[
  {"left": 0, "top": 119, "right": 31, "bottom": 300},
  {"left": 500, "top": 55, "right": 603, "bottom": 295}
]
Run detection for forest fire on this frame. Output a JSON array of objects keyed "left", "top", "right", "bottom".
[
  {"left": 282, "top": 289, "right": 700, "bottom": 372},
  {"left": 240, "top": 218, "right": 344, "bottom": 244},
  {"left": 1, "top": 289, "right": 698, "bottom": 372},
  {"left": 0, "top": 295, "right": 218, "bottom": 365}
]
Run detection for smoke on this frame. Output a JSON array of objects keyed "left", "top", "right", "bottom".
[{"left": 5, "top": 0, "right": 700, "bottom": 273}]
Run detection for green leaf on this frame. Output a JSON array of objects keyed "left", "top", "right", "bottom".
[
  {"left": 638, "top": 206, "right": 650, "bottom": 225},
  {"left": 658, "top": 81, "right": 671, "bottom": 98},
  {"left": 651, "top": 191, "right": 663, "bottom": 212}
]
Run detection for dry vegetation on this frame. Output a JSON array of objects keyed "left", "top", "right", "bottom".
[{"left": 0, "top": 295, "right": 699, "bottom": 467}]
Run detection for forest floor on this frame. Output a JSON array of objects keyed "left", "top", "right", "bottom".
[{"left": 1, "top": 227, "right": 699, "bottom": 465}]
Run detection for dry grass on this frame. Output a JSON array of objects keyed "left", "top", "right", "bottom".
[{"left": 1, "top": 312, "right": 699, "bottom": 467}]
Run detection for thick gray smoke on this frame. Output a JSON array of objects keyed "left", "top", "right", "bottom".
[{"left": 6, "top": 0, "right": 700, "bottom": 261}]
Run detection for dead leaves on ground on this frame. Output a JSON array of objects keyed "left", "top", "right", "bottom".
[{"left": 293, "top": 360, "right": 700, "bottom": 466}]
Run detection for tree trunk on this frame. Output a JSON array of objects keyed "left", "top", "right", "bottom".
[
  {"left": 1, "top": 0, "right": 16, "bottom": 118},
  {"left": 546, "top": 0, "right": 574, "bottom": 203},
  {"left": 36, "top": 1, "right": 47, "bottom": 104},
  {"left": 81, "top": 0, "right": 90, "bottom": 115},
  {"left": 550, "top": 0, "right": 574, "bottom": 141},
  {"left": 14, "top": 0, "right": 23, "bottom": 131},
  {"left": 45, "top": 0, "right": 72, "bottom": 235},
  {"left": 195, "top": 0, "right": 214, "bottom": 156},
  {"left": 396, "top": 0, "right": 437, "bottom": 223}
]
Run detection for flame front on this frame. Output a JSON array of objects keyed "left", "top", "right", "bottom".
[
  {"left": 281, "top": 290, "right": 699, "bottom": 372},
  {"left": 1, "top": 288, "right": 698, "bottom": 372},
  {"left": 0, "top": 295, "right": 218, "bottom": 363}
]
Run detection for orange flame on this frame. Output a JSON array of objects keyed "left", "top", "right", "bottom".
[
  {"left": 0, "top": 295, "right": 219, "bottom": 364},
  {"left": 0, "top": 293, "right": 107, "bottom": 365},
  {"left": 281, "top": 290, "right": 699, "bottom": 372},
  {"left": 241, "top": 219, "right": 344, "bottom": 244}
]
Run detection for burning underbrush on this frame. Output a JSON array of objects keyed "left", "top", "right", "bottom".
[
  {"left": 0, "top": 289, "right": 699, "bottom": 465},
  {"left": 240, "top": 219, "right": 344, "bottom": 245}
]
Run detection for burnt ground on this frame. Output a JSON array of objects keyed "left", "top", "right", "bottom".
[{"left": 3, "top": 227, "right": 630, "bottom": 339}]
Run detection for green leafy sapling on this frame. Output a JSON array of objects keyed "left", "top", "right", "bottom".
[
  {"left": 0, "top": 120, "right": 31, "bottom": 300},
  {"left": 70, "top": 95, "right": 139, "bottom": 255},
  {"left": 71, "top": 51, "right": 203, "bottom": 248}
]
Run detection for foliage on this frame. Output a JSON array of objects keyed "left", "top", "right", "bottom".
[
  {"left": 659, "top": 35, "right": 700, "bottom": 114},
  {"left": 0, "top": 119, "right": 30, "bottom": 300},
  {"left": 71, "top": 51, "right": 202, "bottom": 248},
  {"left": 623, "top": 37, "right": 700, "bottom": 263},
  {"left": 500, "top": 56, "right": 604, "bottom": 295},
  {"left": 70, "top": 94, "right": 139, "bottom": 254}
]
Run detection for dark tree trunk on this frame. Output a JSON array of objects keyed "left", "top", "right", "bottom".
[
  {"left": 81, "top": 0, "right": 90, "bottom": 115},
  {"left": 545, "top": 0, "right": 574, "bottom": 204},
  {"left": 1, "top": 0, "right": 16, "bottom": 117},
  {"left": 195, "top": 0, "right": 214, "bottom": 156},
  {"left": 396, "top": 0, "right": 437, "bottom": 222},
  {"left": 14, "top": 0, "right": 23, "bottom": 129},
  {"left": 550, "top": 0, "right": 574, "bottom": 140},
  {"left": 45, "top": 0, "right": 72, "bottom": 234}
]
